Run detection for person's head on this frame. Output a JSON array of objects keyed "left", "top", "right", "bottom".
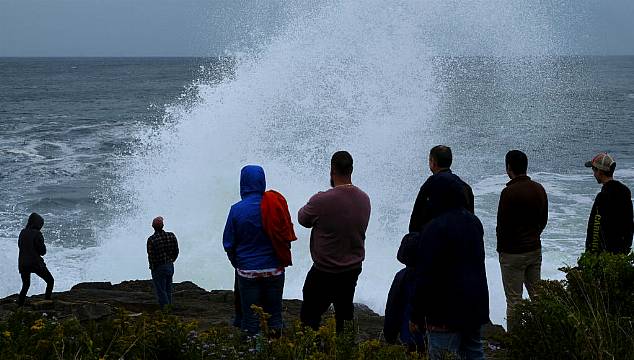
[
  {"left": 429, "top": 145, "right": 452, "bottom": 174},
  {"left": 26, "top": 212, "right": 44, "bottom": 230},
  {"left": 505, "top": 150, "right": 528, "bottom": 179},
  {"left": 152, "top": 216, "right": 164, "bottom": 231},
  {"left": 585, "top": 152, "right": 616, "bottom": 184},
  {"left": 240, "top": 165, "right": 266, "bottom": 198},
  {"left": 330, "top": 151, "right": 353, "bottom": 186}
]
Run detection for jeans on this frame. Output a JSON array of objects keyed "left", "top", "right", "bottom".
[
  {"left": 233, "top": 271, "right": 242, "bottom": 328},
  {"left": 300, "top": 266, "right": 362, "bottom": 332},
  {"left": 427, "top": 327, "right": 485, "bottom": 360},
  {"left": 151, "top": 263, "right": 174, "bottom": 307},
  {"left": 499, "top": 249, "right": 541, "bottom": 331},
  {"left": 237, "top": 273, "right": 285, "bottom": 334},
  {"left": 18, "top": 265, "right": 55, "bottom": 306}
]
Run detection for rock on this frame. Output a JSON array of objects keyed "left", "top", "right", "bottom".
[
  {"left": 71, "top": 282, "right": 113, "bottom": 291},
  {"left": 0, "top": 280, "right": 504, "bottom": 343}
]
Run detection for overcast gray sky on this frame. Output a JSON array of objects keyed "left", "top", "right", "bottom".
[
  {"left": 0, "top": 0, "right": 286, "bottom": 56},
  {"left": 0, "top": 0, "right": 633, "bottom": 56}
]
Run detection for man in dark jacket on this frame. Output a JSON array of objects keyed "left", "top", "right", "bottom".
[
  {"left": 496, "top": 150, "right": 548, "bottom": 332},
  {"left": 584, "top": 152, "right": 633, "bottom": 254},
  {"left": 147, "top": 216, "right": 179, "bottom": 307},
  {"left": 409, "top": 178, "right": 489, "bottom": 360},
  {"left": 17, "top": 212, "right": 54, "bottom": 306},
  {"left": 409, "top": 145, "right": 474, "bottom": 233},
  {"left": 223, "top": 165, "right": 284, "bottom": 335}
]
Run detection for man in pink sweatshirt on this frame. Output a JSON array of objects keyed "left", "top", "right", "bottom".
[{"left": 298, "top": 151, "right": 371, "bottom": 332}]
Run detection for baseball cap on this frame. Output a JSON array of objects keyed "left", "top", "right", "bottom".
[{"left": 585, "top": 152, "right": 616, "bottom": 172}]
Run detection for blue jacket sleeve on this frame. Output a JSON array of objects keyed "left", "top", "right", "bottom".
[{"left": 223, "top": 208, "right": 237, "bottom": 267}]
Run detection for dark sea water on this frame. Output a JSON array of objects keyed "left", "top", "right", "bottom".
[
  {"left": 1, "top": 57, "right": 633, "bottom": 326},
  {"left": 0, "top": 58, "right": 216, "bottom": 247}
]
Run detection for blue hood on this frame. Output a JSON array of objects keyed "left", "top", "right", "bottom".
[{"left": 240, "top": 165, "right": 266, "bottom": 199}]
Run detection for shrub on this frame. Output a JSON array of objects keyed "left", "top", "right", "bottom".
[
  {"left": 0, "top": 309, "right": 425, "bottom": 359},
  {"left": 507, "top": 252, "right": 634, "bottom": 360}
]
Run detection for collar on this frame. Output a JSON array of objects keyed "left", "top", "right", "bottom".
[{"left": 506, "top": 174, "right": 530, "bottom": 186}]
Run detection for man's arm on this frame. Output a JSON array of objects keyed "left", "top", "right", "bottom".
[
  {"left": 147, "top": 237, "right": 153, "bottom": 269},
  {"left": 298, "top": 194, "right": 320, "bottom": 228},
  {"left": 36, "top": 233, "right": 47, "bottom": 256},
  {"left": 496, "top": 188, "right": 510, "bottom": 249},
  {"left": 171, "top": 234, "right": 179, "bottom": 262},
  {"left": 540, "top": 187, "right": 549, "bottom": 232},
  {"left": 464, "top": 183, "right": 475, "bottom": 214},
  {"left": 585, "top": 196, "right": 601, "bottom": 253},
  {"left": 408, "top": 185, "right": 428, "bottom": 233}
]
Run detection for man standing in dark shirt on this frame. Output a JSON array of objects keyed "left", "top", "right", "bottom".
[
  {"left": 147, "top": 216, "right": 179, "bottom": 307},
  {"left": 584, "top": 152, "right": 633, "bottom": 254},
  {"left": 496, "top": 150, "right": 548, "bottom": 331},
  {"left": 409, "top": 145, "right": 474, "bottom": 233}
]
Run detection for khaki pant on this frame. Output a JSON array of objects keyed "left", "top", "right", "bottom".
[{"left": 499, "top": 249, "right": 541, "bottom": 332}]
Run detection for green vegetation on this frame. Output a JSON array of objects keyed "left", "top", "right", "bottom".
[
  {"left": 507, "top": 252, "right": 634, "bottom": 360},
  {"left": 5, "top": 253, "right": 631, "bottom": 359},
  {"left": 0, "top": 307, "right": 423, "bottom": 360}
]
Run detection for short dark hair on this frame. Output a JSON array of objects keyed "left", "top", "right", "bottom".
[
  {"left": 505, "top": 150, "right": 528, "bottom": 175},
  {"left": 331, "top": 151, "right": 353, "bottom": 176},
  {"left": 429, "top": 145, "right": 452, "bottom": 168}
]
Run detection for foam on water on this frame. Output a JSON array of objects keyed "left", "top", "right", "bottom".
[
  {"left": 85, "top": 0, "right": 596, "bottom": 327},
  {"left": 87, "top": 0, "right": 439, "bottom": 313}
]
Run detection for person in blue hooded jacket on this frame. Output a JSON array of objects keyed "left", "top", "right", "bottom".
[{"left": 223, "top": 165, "right": 284, "bottom": 335}]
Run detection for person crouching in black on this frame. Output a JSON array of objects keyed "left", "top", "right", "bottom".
[{"left": 17, "top": 212, "right": 54, "bottom": 306}]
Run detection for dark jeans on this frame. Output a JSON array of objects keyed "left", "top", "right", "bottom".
[
  {"left": 18, "top": 265, "right": 55, "bottom": 306},
  {"left": 237, "top": 273, "right": 285, "bottom": 334},
  {"left": 300, "top": 265, "right": 362, "bottom": 332},
  {"left": 427, "top": 327, "right": 485, "bottom": 360},
  {"left": 233, "top": 271, "right": 242, "bottom": 328},
  {"left": 151, "top": 263, "right": 174, "bottom": 307}
]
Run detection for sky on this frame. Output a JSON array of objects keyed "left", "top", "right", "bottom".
[{"left": 0, "top": 0, "right": 633, "bottom": 56}]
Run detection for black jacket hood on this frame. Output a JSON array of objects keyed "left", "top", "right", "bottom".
[{"left": 26, "top": 213, "right": 44, "bottom": 230}]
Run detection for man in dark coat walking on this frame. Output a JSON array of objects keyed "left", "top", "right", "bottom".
[{"left": 17, "top": 212, "right": 54, "bottom": 306}]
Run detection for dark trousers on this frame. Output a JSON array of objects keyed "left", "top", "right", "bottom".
[
  {"left": 233, "top": 271, "right": 242, "bottom": 328},
  {"left": 237, "top": 273, "right": 285, "bottom": 334},
  {"left": 18, "top": 266, "right": 54, "bottom": 306},
  {"left": 151, "top": 263, "right": 174, "bottom": 307},
  {"left": 300, "top": 265, "right": 362, "bottom": 332}
]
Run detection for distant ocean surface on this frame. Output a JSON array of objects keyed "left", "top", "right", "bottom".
[{"left": 1, "top": 57, "right": 633, "bottom": 326}]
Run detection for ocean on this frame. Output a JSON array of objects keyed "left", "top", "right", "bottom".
[{"left": 1, "top": 54, "right": 633, "bottom": 327}]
